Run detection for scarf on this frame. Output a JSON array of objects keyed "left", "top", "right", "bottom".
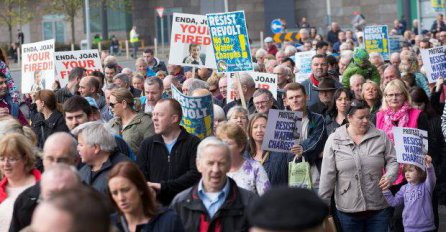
[
  {"left": 382, "top": 102, "right": 411, "bottom": 143},
  {"left": 310, "top": 74, "right": 319, "bottom": 86}
]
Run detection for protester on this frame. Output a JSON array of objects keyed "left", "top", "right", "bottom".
[
  {"left": 248, "top": 187, "right": 329, "bottom": 232},
  {"left": 170, "top": 137, "right": 257, "bottom": 231},
  {"left": 142, "top": 76, "right": 164, "bottom": 114},
  {"left": 381, "top": 65, "right": 401, "bottom": 91},
  {"left": 108, "top": 162, "right": 184, "bottom": 232},
  {"left": 63, "top": 95, "right": 135, "bottom": 160},
  {"left": 143, "top": 48, "right": 167, "bottom": 73},
  {"left": 31, "top": 90, "right": 69, "bottom": 148},
  {"left": 382, "top": 155, "right": 436, "bottom": 232},
  {"left": 10, "top": 162, "right": 80, "bottom": 231},
  {"left": 319, "top": 100, "right": 398, "bottom": 232},
  {"left": 309, "top": 78, "right": 338, "bottom": 115},
  {"left": 55, "top": 67, "right": 85, "bottom": 104},
  {"left": 247, "top": 113, "right": 293, "bottom": 186},
  {"left": 285, "top": 83, "right": 327, "bottom": 192},
  {"left": 223, "top": 72, "right": 256, "bottom": 114},
  {"left": 216, "top": 122, "right": 270, "bottom": 195},
  {"left": 30, "top": 185, "right": 111, "bottom": 232},
  {"left": 108, "top": 88, "right": 154, "bottom": 154},
  {"left": 226, "top": 106, "right": 249, "bottom": 133},
  {"left": 137, "top": 99, "right": 201, "bottom": 206},
  {"left": 361, "top": 80, "right": 382, "bottom": 120},
  {"left": 0, "top": 73, "right": 28, "bottom": 125},
  {"left": 342, "top": 48, "right": 380, "bottom": 89},
  {"left": 325, "top": 88, "right": 352, "bottom": 135},
  {"left": 132, "top": 73, "right": 145, "bottom": 92},
  {"left": 252, "top": 88, "right": 276, "bottom": 114},
  {"left": 0, "top": 134, "right": 41, "bottom": 231},
  {"left": 301, "top": 54, "right": 342, "bottom": 106},
  {"left": 78, "top": 76, "right": 107, "bottom": 112},
  {"left": 113, "top": 73, "right": 142, "bottom": 98},
  {"left": 399, "top": 50, "right": 431, "bottom": 97},
  {"left": 349, "top": 74, "right": 365, "bottom": 100},
  {"left": 72, "top": 121, "right": 130, "bottom": 195}
]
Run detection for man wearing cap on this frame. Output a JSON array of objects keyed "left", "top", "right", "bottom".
[
  {"left": 309, "top": 78, "right": 338, "bottom": 115},
  {"left": 264, "top": 37, "right": 278, "bottom": 56},
  {"left": 171, "top": 137, "right": 257, "bottom": 231},
  {"left": 301, "top": 54, "right": 342, "bottom": 106},
  {"left": 248, "top": 187, "right": 330, "bottom": 232}
]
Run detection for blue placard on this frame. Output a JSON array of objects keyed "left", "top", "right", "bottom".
[
  {"left": 271, "top": 19, "right": 283, "bottom": 34},
  {"left": 364, "top": 25, "right": 389, "bottom": 60},
  {"left": 171, "top": 85, "right": 214, "bottom": 139},
  {"left": 206, "top": 11, "right": 253, "bottom": 73}
]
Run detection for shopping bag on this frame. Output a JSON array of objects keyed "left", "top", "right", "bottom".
[{"left": 288, "top": 155, "right": 312, "bottom": 189}]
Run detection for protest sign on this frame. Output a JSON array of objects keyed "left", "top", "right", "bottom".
[
  {"left": 206, "top": 11, "right": 253, "bottom": 72},
  {"left": 432, "top": 0, "right": 445, "bottom": 12},
  {"left": 226, "top": 72, "right": 278, "bottom": 103},
  {"left": 168, "top": 13, "right": 217, "bottom": 69},
  {"left": 420, "top": 46, "right": 446, "bottom": 83},
  {"left": 21, "top": 39, "right": 55, "bottom": 93},
  {"left": 393, "top": 127, "right": 428, "bottom": 170},
  {"left": 389, "top": 35, "right": 403, "bottom": 54},
  {"left": 171, "top": 85, "right": 214, "bottom": 139},
  {"left": 364, "top": 25, "right": 389, "bottom": 60},
  {"left": 295, "top": 50, "right": 316, "bottom": 83},
  {"left": 54, "top": 50, "right": 102, "bottom": 87},
  {"left": 261, "top": 109, "right": 303, "bottom": 153}
]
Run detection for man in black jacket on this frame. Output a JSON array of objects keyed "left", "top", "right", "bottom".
[
  {"left": 137, "top": 99, "right": 201, "bottom": 206},
  {"left": 170, "top": 137, "right": 257, "bottom": 231}
]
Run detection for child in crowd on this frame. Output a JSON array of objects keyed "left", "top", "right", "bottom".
[{"left": 381, "top": 155, "right": 436, "bottom": 232}]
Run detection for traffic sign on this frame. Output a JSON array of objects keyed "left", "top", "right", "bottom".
[
  {"left": 271, "top": 19, "right": 283, "bottom": 34},
  {"left": 273, "top": 32, "right": 300, "bottom": 43},
  {"left": 156, "top": 7, "right": 164, "bottom": 17}
]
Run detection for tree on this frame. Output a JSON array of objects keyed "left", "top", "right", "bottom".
[
  {"left": 0, "top": 0, "right": 33, "bottom": 44},
  {"left": 93, "top": 0, "right": 132, "bottom": 40},
  {"left": 47, "top": 0, "right": 84, "bottom": 45}
]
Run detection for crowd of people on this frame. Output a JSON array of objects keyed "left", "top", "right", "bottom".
[{"left": 0, "top": 14, "right": 445, "bottom": 232}]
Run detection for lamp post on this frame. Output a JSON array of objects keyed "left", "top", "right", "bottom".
[{"left": 85, "top": 0, "right": 91, "bottom": 49}]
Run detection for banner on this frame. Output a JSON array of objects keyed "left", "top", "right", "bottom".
[
  {"left": 389, "top": 35, "right": 403, "bottom": 54},
  {"left": 420, "top": 46, "right": 446, "bottom": 83},
  {"left": 54, "top": 50, "right": 103, "bottom": 87},
  {"left": 171, "top": 85, "right": 213, "bottom": 139},
  {"left": 261, "top": 109, "right": 303, "bottom": 153},
  {"left": 364, "top": 25, "right": 389, "bottom": 60},
  {"left": 168, "top": 13, "right": 217, "bottom": 69},
  {"left": 393, "top": 127, "right": 428, "bottom": 170},
  {"left": 295, "top": 50, "right": 316, "bottom": 83},
  {"left": 432, "top": 0, "right": 445, "bottom": 12},
  {"left": 21, "top": 39, "right": 55, "bottom": 93},
  {"left": 226, "top": 72, "right": 278, "bottom": 103},
  {"left": 206, "top": 11, "right": 253, "bottom": 72}
]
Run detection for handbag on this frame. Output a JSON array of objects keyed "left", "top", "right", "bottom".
[{"left": 288, "top": 155, "right": 312, "bottom": 189}]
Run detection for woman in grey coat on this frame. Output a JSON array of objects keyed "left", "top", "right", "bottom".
[{"left": 319, "top": 100, "right": 398, "bottom": 232}]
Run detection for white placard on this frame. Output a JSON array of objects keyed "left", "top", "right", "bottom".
[
  {"left": 420, "top": 46, "right": 446, "bottom": 83},
  {"left": 226, "top": 72, "right": 277, "bottom": 103},
  {"left": 393, "top": 127, "right": 428, "bottom": 170},
  {"left": 295, "top": 50, "right": 316, "bottom": 83},
  {"left": 54, "top": 50, "right": 103, "bottom": 87}
]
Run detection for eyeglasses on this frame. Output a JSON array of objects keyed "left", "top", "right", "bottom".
[
  {"left": 254, "top": 100, "right": 271, "bottom": 106},
  {"left": 0, "top": 156, "right": 21, "bottom": 164},
  {"left": 0, "top": 81, "right": 7, "bottom": 86},
  {"left": 109, "top": 101, "right": 122, "bottom": 108},
  {"left": 385, "top": 93, "right": 404, "bottom": 98}
]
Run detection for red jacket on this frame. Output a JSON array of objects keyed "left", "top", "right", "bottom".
[{"left": 0, "top": 169, "right": 41, "bottom": 203}]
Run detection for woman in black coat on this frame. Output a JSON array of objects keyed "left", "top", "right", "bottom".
[{"left": 31, "top": 90, "right": 69, "bottom": 148}]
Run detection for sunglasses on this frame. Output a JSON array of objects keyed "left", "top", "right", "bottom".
[{"left": 109, "top": 102, "right": 120, "bottom": 108}]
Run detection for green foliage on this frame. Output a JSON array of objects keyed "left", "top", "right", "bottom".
[{"left": 0, "top": 0, "right": 34, "bottom": 43}]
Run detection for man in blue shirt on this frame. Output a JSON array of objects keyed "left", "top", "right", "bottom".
[{"left": 171, "top": 137, "right": 257, "bottom": 231}]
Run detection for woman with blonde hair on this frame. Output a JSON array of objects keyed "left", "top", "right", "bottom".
[
  {"left": 0, "top": 134, "right": 41, "bottom": 231},
  {"left": 108, "top": 88, "right": 154, "bottom": 154},
  {"left": 399, "top": 50, "right": 430, "bottom": 97},
  {"left": 376, "top": 79, "right": 429, "bottom": 190},
  {"left": 361, "top": 80, "right": 382, "bottom": 119}
]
